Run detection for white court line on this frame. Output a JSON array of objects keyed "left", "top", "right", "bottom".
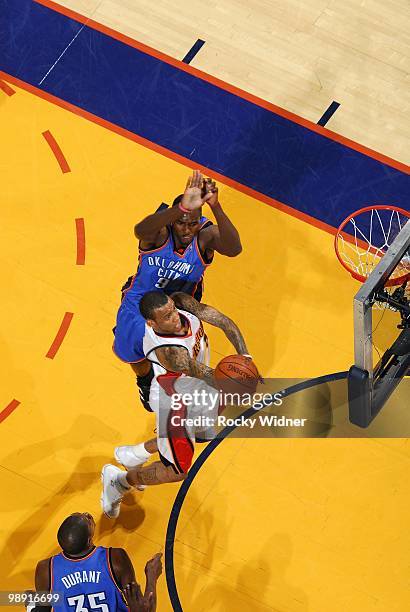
[
  {"left": 38, "top": 2, "right": 102, "bottom": 86},
  {"left": 38, "top": 24, "right": 86, "bottom": 85}
]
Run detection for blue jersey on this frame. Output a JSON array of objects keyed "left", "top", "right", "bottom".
[
  {"left": 51, "top": 546, "right": 128, "bottom": 612},
  {"left": 113, "top": 218, "right": 213, "bottom": 363},
  {"left": 122, "top": 217, "right": 213, "bottom": 305}
]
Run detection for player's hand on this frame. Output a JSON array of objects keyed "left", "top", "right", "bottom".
[
  {"left": 124, "top": 582, "right": 153, "bottom": 612},
  {"left": 145, "top": 552, "right": 163, "bottom": 580},
  {"left": 202, "top": 177, "right": 219, "bottom": 208},
  {"left": 241, "top": 354, "right": 265, "bottom": 384},
  {"left": 180, "top": 170, "right": 207, "bottom": 211}
]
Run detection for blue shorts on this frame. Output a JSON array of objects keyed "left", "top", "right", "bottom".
[{"left": 113, "top": 300, "right": 146, "bottom": 363}]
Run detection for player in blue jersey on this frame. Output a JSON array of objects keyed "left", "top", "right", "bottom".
[
  {"left": 113, "top": 169, "right": 242, "bottom": 410},
  {"left": 32, "top": 512, "right": 162, "bottom": 611}
]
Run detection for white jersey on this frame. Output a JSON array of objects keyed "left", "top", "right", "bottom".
[
  {"left": 143, "top": 308, "right": 209, "bottom": 372},
  {"left": 143, "top": 308, "right": 210, "bottom": 404}
]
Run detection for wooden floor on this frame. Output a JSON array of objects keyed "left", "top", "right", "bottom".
[
  {"left": 1, "top": 2, "right": 409, "bottom": 611},
  {"left": 56, "top": 0, "right": 410, "bottom": 164}
]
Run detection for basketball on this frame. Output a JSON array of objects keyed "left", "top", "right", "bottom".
[{"left": 215, "top": 355, "right": 259, "bottom": 395}]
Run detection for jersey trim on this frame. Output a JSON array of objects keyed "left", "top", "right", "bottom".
[
  {"left": 49, "top": 557, "right": 53, "bottom": 592},
  {"left": 170, "top": 231, "right": 192, "bottom": 258},
  {"left": 112, "top": 344, "right": 146, "bottom": 364},
  {"left": 61, "top": 547, "right": 98, "bottom": 562},
  {"left": 145, "top": 344, "right": 189, "bottom": 370},
  {"left": 194, "top": 234, "right": 213, "bottom": 267},
  {"left": 156, "top": 372, "right": 183, "bottom": 396},
  {"left": 138, "top": 230, "right": 170, "bottom": 255},
  {"left": 158, "top": 449, "right": 179, "bottom": 473},
  {"left": 166, "top": 399, "right": 195, "bottom": 474},
  {"left": 154, "top": 314, "right": 192, "bottom": 339},
  {"left": 196, "top": 220, "right": 214, "bottom": 266},
  {"left": 107, "top": 548, "right": 128, "bottom": 604},
  {"left": 120, "top": 253, "right": 141, "bottom": 299},
  {"left": 191, "top": 275, "right": 204, "bottom": 301}
]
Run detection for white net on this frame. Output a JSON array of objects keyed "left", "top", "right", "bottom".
[
  {"left": 336, "top": 208, "right": 410, "bottom": 309},
  {"left": 337, "top": 208, "right": 409, "bottom": 282}
]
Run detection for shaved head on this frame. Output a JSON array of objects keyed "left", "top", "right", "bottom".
[{"left": 57, "top": 513, "right": 94, "bottom": 555}]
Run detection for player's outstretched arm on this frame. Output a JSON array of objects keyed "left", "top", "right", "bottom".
[
  {"left": 143, "top": 552, "right": 162, "bottom": 611},
  {"left": 135, "top": 170, "right": 212, "bottom": 245},
  {"left": 198, "top": 178, "right": 242, "bottom": 257},
  {"left": 122, "top": 552, "right": 162, "bottom": 611},
  {"left": 112, "top": 548, "right": 160, "bottom": 612},
  {"left": 155, "top": 345, "right": 216, "bottom": 387},
  {"left": 171, "top": 293, "right": 249, "bottom": 355},
  {"left": 134, "top": 206, "right": 180, "bottom": 243}
]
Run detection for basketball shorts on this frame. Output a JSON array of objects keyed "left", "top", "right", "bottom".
[
  {"left": 113, "top": 300, "right": 146, "bottom": 363},
  {"left": 150, "top": 375, "right": 219, "bottom": 474}
]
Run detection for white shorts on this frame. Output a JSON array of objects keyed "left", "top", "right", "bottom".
[{"left": 149, "top": 374, "right": 219, "bottom": 474}]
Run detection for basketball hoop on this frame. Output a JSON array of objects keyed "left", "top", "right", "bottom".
[{"left": 334, "top": 205, "right": 410, "bottom": 287}]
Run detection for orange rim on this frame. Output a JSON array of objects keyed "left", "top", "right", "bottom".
[{"left": 334, "top": 205, "right": 410, "bottom": 286}]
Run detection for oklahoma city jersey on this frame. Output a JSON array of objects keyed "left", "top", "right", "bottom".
[
  {"left": 123, "top": 217, "right": 212, "bottom": 305},
  {"left": 51, "top": 546, "right": 128, "bottom": 611},
  {"left": 114, "top": 218, "right": 212, "bottom": 363}
]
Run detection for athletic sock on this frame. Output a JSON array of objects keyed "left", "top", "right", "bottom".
[
  {"left": 131, "top": 443, "right": 153, "bottom": 463},
  {"left": 116, "top": 471, "right": 131, "bottom": 492}
]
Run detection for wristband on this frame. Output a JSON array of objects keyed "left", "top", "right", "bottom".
[
  {"left": 178, "top": 202, "right": 191, "bottom": 214},
  {"left": 242, "top": 354, "right": 253, "bottom": 359}
]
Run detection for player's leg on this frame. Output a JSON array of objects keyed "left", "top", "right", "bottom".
[
  {"left": 131, "top": 360, "right": 155, "bottom": 411},
  {"left": 113, "top": 303, "right": 154, "bottom": 411},
  {"left": 126, "top": 461, "right": 186, "bottom": 487},
  {"left": 101, "top": 450, "right": 186, "bottom": 519},
  {"left": 102, "top": 405, "right": 194, "bottom": 518}
]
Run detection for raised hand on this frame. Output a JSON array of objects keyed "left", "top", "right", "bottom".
[
  {"left": 202, "top": 177, "right": 219, "bottom": 208},
  {"left": 144, "top": 552, "right": 163, "bottom": 580},
  {"left": 124, "top": 582, "right": 154, "bottom": 612},
  {"left": 180, "top": 170, "right": 214, "bottom": 211}
]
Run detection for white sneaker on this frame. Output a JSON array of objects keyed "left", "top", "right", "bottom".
[
  {"left": 101, "top": 465, "right": 124, "bottom": 519},
  {"left": 114, "top": 445, "right": 147, "bottom": 469},
  {"left": 114, "top": 447, "right": 147, "bottom": 491}
]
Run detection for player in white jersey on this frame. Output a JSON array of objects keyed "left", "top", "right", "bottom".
[{"left": 101, "top": 290, "right": 252, "bottom": 518}]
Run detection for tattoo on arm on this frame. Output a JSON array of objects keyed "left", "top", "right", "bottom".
[
  {"left": 171, "top": 293, "right": 248, "bottom": 354},
  {"left": 156, "top": 345, "right": 216, "bottom": 388}
]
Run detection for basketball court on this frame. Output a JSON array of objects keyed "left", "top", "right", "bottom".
[{"left": 1, "top": 1, "right": 409, "bottom": 610}]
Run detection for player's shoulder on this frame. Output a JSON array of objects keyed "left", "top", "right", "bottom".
[
  {"left": 179, "top": 307, "right": 201, "bottom": 326},
  {"left": 199, "top": 216, "right": 213, "bottom": 228},
  {"left": 107, "top": 547, "right": 128, "bottom": 566},
  {"left": 35, "top": 557, "right": 52, "bottom": 589},
  {"left": 109, "top": 548, "right": 133, "bottom": 573},
  {"left": 110, "top": 546, "right": 127, "bottom": 554},
  {"left": 197, "top": 220, "right": 214, "bottom": 239},
  {"left": 139, "top": 226, "right": 169, "bottom": 252},
  {"left": 197, "top": 222, "right": 217, "bottom": 256},
  {"left": 36, "top": 557, "right": 51, "bottom": 570}
]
